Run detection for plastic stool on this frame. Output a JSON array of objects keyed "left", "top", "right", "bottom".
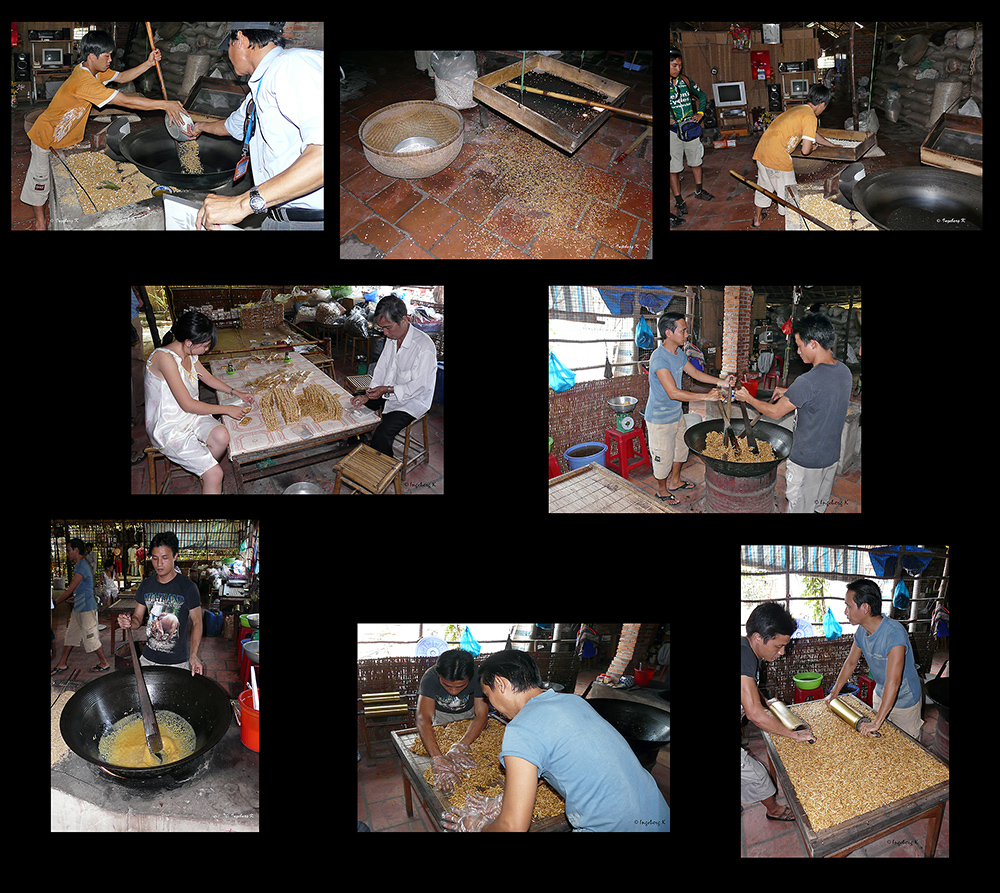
[{"left": 604, "top": 427, "right": 651, "bottom": 480}]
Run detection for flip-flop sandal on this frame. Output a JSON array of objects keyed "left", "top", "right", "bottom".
[
  {"left": 668, "top": 481, "right": 695, "bottom": 492},
  {"left": 765, "top": 806, "right": 795, "bottom": 822}
]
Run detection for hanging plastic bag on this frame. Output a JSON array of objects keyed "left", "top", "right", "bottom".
[
  {"left": 460, "top": 626, "right": 481, "bottom": 655},
  {"left": 635, "top": 316, "right": 656, "bottom": 349},
  {"left": 549, "top": 351, "right": 576, "bottom": 393},
  {"left": 893, "top": 580, "right": 910, "bottom": 611},
  {"left": 823, "top": 607, "right": 843, "bottom": 639}
]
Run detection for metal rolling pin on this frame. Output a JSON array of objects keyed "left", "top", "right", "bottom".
[{"left": 828, "top": 696, "right": 881, "bottom": 737}]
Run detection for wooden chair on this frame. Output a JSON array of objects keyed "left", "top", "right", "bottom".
[
  {"left": 333, "top": 444, "right": 403, "bottom": 494},
  {"left": 396, "top": 414, "right": 430, "bottom": 481}
]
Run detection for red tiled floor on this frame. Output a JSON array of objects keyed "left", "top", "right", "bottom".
[{"left": 341, "top": 51, "right": 652, "bottom": 258}]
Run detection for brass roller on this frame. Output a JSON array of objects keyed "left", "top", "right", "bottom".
[
  {"left": 828, "top": 696, "right": 881, "bottom": 737},
  {"left": 767, "top": 699, "right": 815, "bottom": 743}
]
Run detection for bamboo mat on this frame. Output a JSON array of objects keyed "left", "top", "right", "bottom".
[{"left": 549, "top": 463, "right": 679, "bottom": 513}]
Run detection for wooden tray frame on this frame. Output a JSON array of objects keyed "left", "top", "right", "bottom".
[
  {"left": 549, "top": 462, "right": 679, "bottom": 513},
  {"left": 790, "top": 127, "right": 878, "bottom": 162},
  {"left": 473, "top": 54, "right": 629, "bottom": 154},
  {"left": 759, "top": 703, "right": 949, "bottom": 857}
]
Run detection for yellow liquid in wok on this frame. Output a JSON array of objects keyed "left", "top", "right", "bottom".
[{"left": 98, "top": 710, "right": 197, "bottom": 768}]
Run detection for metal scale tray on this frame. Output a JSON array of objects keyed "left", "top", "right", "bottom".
[{"left": 473, "top": 54, "right": 629, "bottom": 154}]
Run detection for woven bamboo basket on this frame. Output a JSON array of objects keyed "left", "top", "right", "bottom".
[{"left": 359, "top": 101, "right": 464, "bottom": 179}]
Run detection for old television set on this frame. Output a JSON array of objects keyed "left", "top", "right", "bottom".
[
  {"left": 40, "top": 46, "right": 64, "bottom": 68},
  {"left": 712, "top": 81, "right": 747, "bottom": 108},
  {"left": 789, "top": 78, "right": 809, "bottom": 98}
]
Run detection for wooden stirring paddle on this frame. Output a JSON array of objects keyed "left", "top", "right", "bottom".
[
  {"left": 501, "top": 80, "right": 653, "bottom": 122},
  {"left": 126, "top": 625, "right": 164, "bottom": 763}
]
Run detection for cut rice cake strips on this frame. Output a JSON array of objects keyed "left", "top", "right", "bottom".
[
  {"left": 300, "top": 384, "right": 343, "bottom": 423},
  {"left": 272, "top": 386, "right": 301, "bottom": 424},
  {"left": 259, "top": 391, "right": 281, "bottom": 431}
]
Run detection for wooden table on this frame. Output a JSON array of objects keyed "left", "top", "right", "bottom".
[
  {"left": 760, "top": 710, "right": 949, "bottom": 857},
  {"left": 208, "top": 352, "right": 381, "bottom": 492}
]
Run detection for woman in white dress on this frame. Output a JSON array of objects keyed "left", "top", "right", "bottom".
[{"left": 145, "top": 311, "right": 253, "bottom": 494}]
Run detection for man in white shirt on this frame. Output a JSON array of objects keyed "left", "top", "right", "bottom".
[{"left": 350, "top": 295, "right": 436, "bottom": 457}]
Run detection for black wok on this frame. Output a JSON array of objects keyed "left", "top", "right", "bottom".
[
  {"left": 851, "top": 167, "right": 982, "bottom": 231},
  {"left": 60, "top": 667, "right": 231, "bottom": 779},
  {"left": 117, "top": 127, "right": 244, "bottom": 189},
  {"left": 685, "top": 418, "right": 793, "bottom": 478},
  {"left": 588, "top": 699, "right": 670, "bottom": 769}
]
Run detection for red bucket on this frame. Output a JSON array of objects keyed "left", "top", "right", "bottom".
[{"left": 238, "top": 688, "right": 259, "bottom": 752}]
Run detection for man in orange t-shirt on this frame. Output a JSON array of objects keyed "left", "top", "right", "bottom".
[
  {"left": 21, "top": 29, "right": 188, "bottom": 230},
  {"left": 749, "top": 84, "right": 838, "bottom": 228}
]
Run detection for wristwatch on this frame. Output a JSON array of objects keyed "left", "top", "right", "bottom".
[{"left": 247, "top": 189, "right": 266, "bottom": 214}]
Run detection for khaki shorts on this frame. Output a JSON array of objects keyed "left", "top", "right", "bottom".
[
  {"left": 64, "top": 609, "right": 101, "bottom": 653},
  {"left": 647, "top": 419, "right": 687, "bottom": 480}
]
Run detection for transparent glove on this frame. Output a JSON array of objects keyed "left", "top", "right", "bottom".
[
  {"left": 446, "top": 741, "right": 477, "bottom": 770},
  {"left": 442, "top": 806, "right": 489, "bottom": 832},
  {"left": 465, "top": 791, "right": 503, "bottom": 822},
  {"left": 431, "top": 755, "right": 462, "bottom": 793}
]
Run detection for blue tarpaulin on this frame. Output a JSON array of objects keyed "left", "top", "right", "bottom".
[{"left": 596, "top": 286, "right": 671, "bottom": 315}]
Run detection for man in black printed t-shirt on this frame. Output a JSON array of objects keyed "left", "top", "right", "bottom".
[{"left": 118, "top": 531, "right": 204, "bottom": 676}]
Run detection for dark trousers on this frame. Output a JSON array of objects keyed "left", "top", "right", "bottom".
[{"left": 367, "top": 397, "right": 416, "bottom": 458}]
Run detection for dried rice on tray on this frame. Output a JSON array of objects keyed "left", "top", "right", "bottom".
[
  {"left": 412, "top": 718, "right": 566, "bottom": 821},
  {"left": 63, "top": 150, "right": 156, "bottom": 213},
  {"left": 770, "top": 696, "right": 949, "bottom": 831}
]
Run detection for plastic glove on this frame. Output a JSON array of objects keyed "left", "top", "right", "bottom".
[
  {"left": 446, "top": 741, "right": 477, "bottom": 770},
  {"left": 431, "top": 755, "right": 462, "bottom": 793},
  {"left": 442, "top": 806, "right": 489, "bottom": 832},
  {"left": 465, "top": 791, "right": 503, "bottom": 822}
]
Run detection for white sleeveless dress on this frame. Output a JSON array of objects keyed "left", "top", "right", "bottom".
[{"left": 145, "top": 348, "right": 223, "bottom": 477}]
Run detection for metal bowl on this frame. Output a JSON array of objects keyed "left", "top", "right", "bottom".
[
  {"left": 608, "top": 396, "right": 638, "bottom": 412},
  {"left": 59, "top": 667, "right": 232, "bottom": 779},
  {"left": 117, "top": 127, "right": 243, "bottom": 189},
  {"left": 851, "top": 167, "right": 981, "bottom": 230},
  {"left": 684, "top": 418, "right": 793, "bottom": 478},
  {"left": 392, "top": 136, "right": 439, "bottom": 153},
  {"left": 282, "top": 482, "right": 325, "bottom": 494}
]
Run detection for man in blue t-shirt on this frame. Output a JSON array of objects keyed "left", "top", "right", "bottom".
[
  {"left": 646, "top": 312, "right": 733, "bottom": 505},
  {"left": 443, "top": 650, "right": 669, "bottom": 832},
  {"left": 52, "top": 538, "right": 112, "bottom": 673}
]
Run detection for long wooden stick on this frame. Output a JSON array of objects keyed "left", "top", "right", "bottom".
[
  {"left": 502, "top": 80, "right": 653, "bottom": 122},
  {"left": 729, "top": 170, "right": 836, "bottom": 231},
  {"left": 145, "top": 22, "right": 169, "bottom": 100}
]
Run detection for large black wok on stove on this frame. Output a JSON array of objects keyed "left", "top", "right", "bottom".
[
  {"left": 117, "top": 127, "right": 243, "bottom": 189},
  {"left": 60, "top": 667, "right": 231, "bottom": 779},
  {"left": 851, "top": 167, "right": 982, "bottom": 231},
  {"left": 685, "top": 418, "right": 793, "bottom": 478},
  {"left": 588, "top": 699, "right": 670, "bottom": 770}
]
